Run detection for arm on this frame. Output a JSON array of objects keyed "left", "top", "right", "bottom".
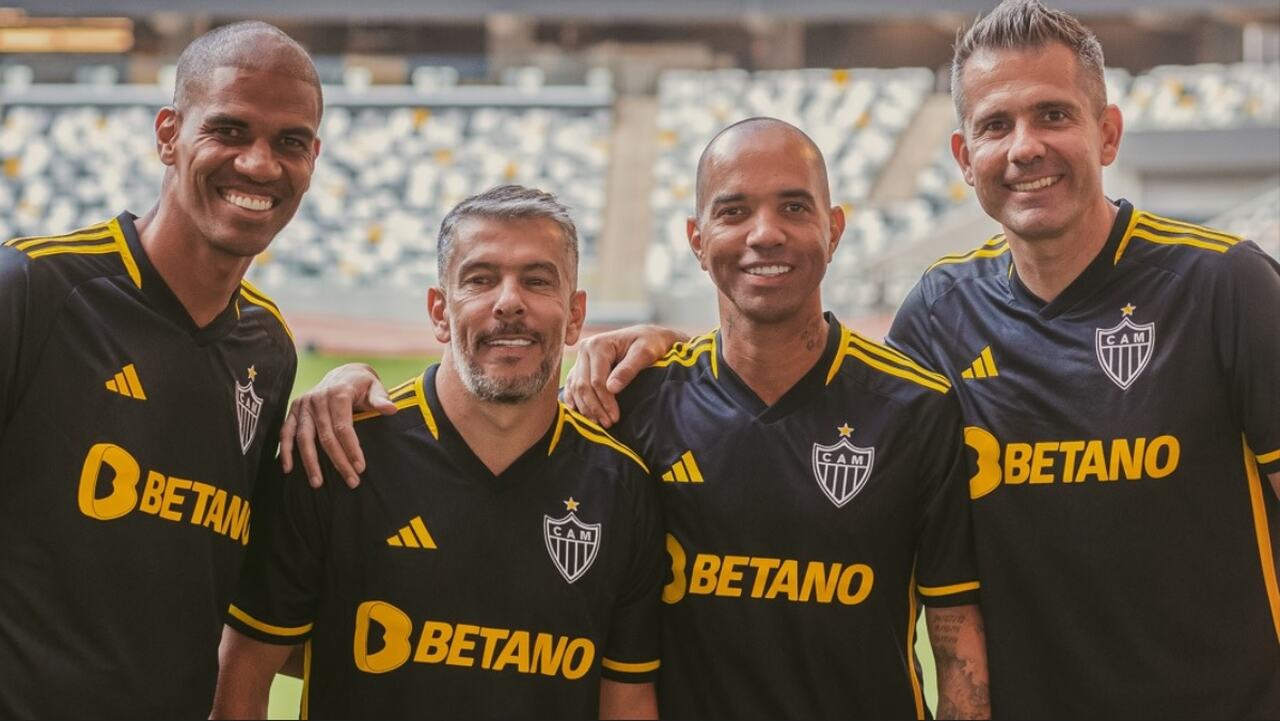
[
  {"left": 563, "top": 325, "right": 686, "bottom": 428},
  {"left": 926, "top": 604, "right": 990, "bottom": 720},
  {"left": 210, "top": 626, "right": 294, "bottom": 719},
  {"left": 279, "top": 362, "right": 395, "bottom": 488},
  {"left": 1270, "top": 471, "right": 1280, "bottom": 501},
  {"left": 599, "top": 680, "right": 657, "bottom": 720}
]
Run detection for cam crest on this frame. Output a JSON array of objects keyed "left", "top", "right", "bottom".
[
  {"left": 1095, "top": 304, "right": 1155, "bottom": 390},
  {"left": 235, "top": 365, "right": 264, "bottom": 455},
  {"left": 543, "top": 497, "right": 600, "bottom": 584},
  {"left": 811, "top": 424, "right": 875, "bottom": 508}
]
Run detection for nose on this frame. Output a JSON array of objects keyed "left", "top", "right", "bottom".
[
  {"left": 234, "top": 138, "right": 283, "bottom": 183},
  {"left": 492, "top": 276, "right": 527, "bottom": 319},
  {"left": 1007, "top": 121, "right": 1046, "bottom": 166},
  {"left": 745, "top": 207, "right": 787, "bottom": 250}
]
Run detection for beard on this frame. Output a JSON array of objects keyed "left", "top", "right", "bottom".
[{"left": 453, "top": 320, "right": 560, "bottom": 405}]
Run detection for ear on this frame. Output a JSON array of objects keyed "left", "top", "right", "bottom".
[
  {"left": 1098, "top": 104, "right": 1123, "bottom": 167},
  {"left": 155, "top": 107, "right": 180, "bottom": 167},
  {"left": 687, "top": 216, "right": 707, "bottom": 270},
  {"left": 427, "top": 286, "right": 450, "bottom": 344},
  {"left": 826, "top": 204, "right": 847, "bottom": 261},
  {"left": 311, "top": 136, "right": 323, "bottom": 160},
  {"left": 951, "top": 129, "right": 975, "bottom": 187},
  {"left": 563, "top": 289, "right": 588, "bottom": 347}
]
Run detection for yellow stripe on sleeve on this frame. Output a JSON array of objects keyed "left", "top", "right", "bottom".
[
  {"left": 227, "top": 604, "right": 313, "bottom": 638},
  {"left": 917, "top": 580, "right": 981, "bottom": 597},
  {"left": 238, "top": 285, "right": 295, "bottom": 342},
  {"left": 1255, "top": 448, "right": 1280, "bottom": 465},
  {"left": 601, "top": 657, "right": 661, "bottom": 673},
  {"left": 1244, "top": 438, "right": 1280, "bottom": 645}
]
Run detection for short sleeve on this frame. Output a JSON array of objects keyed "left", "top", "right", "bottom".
[
  {"left": 886, "top": 276, "right": 946, "bottom": 374},
  {"left": 912, "top": 391, "right": 981, "bottom": 608},
  {"left": 227, "top": 458, "right": 331, "bottom": 645},
  {"left": 1215, "top": 242, "right": 1280, "bottom": 474},
  {"left": 599, "top": 464, "right": 664, "bottom": 683}
]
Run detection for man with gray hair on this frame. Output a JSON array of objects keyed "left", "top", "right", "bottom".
[
  {"left": 888, "top": 0, "right": 1280, "bottom": 717},
  {"left": 0, "top": 20, "right": 320, "bottom": 717},
  {"left": 213, "top": 185, "right": 663, "bottom": 720}
]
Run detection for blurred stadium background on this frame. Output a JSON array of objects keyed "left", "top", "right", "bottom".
[{"left": 2, "top": 0, "right": 1277, "bottom": 717}]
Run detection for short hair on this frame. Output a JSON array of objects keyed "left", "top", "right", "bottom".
[
  {"left": 436, "top": 185, "right": 580, "bottom": 284},
  {"left": 951, "top": 0, "right": 1106, "bottom": 124},
  {"left": 173, "top": 21, "right": 322, "bottom": 115},
  {"left": 694, "top": 117, "right": 829, "bottom": 216}
]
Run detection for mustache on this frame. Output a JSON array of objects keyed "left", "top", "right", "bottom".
[
  {"left": 214, "top": 173, "right": 289, "bottom": 197},
  {"left": 475, "top": 321, "right": 545, "bottom": 347}
]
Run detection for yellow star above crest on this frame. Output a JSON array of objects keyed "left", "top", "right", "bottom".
[
  {"left": 1120, "top": 303, "right": 1136, "bottom": 317},
  {"left": 247, "top": 365, "right": 258, "bottom": 381},
  {"left": 837, "top": 423, "right": 854, "bottom": 438},
  {"left": 564, "top": 497, "right": 580, "bottom": 512}
]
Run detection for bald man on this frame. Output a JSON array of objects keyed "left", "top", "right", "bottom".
[
  {"left": 0, "top": 21, "right": 320, "bottom": 717},
  {"left": 285, "top": 118, "right": 990, "bottom": 719}
]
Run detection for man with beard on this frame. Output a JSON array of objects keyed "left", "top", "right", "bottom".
[
  {"left": 0, "top": 22, "right": 318, "bottom": 717},
  {"left": 212, "top": 185, "right": 663, "bottom": 720}
]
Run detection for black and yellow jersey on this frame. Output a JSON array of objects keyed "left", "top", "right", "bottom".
[
  {"left": 888, "top": 199, "right": 1280, "bottom": 719},
  {"left": 0, "top": 213, "right": 296, "bottom": 717},
  {"left": 612, "top": 312, "right": 979, "bottom": 720},
  {"left": 228, "top": 364, "right": 663, "bottom": 721}
]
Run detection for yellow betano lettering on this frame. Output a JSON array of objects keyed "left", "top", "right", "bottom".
[
  {"left": 78, "top": 443, "right": 141, "bottom": 521},
  {"left": 837, "top": 564, "right": 875, "bottom": 605},
  {"left": 689, "top": 554, "right": 720, "bottom": 595},
  {"left": 140, "top": 470, "right": 166, "bottom": 514},
  {"left": 353, "top": 600, "right": 413, "bottom": 674},
  {"left": 1078, "top": 440, "right": 1109, "bottom": 482},
  {"left": 715, "top": 555, "right": 748, "bottom": 597},
  {"left": 1029, "top": 442, "right": 1058, "bottom": 484},
  {"left": 1145, "top": 436, "right": 1180, "bottom": 477},
  {"left": 962, "top": 428, "right": 1183, "bottom": 492},
  {"left": 1005, "top": 443, "right": 1032, "bottom": 484},
  {"left": 414, "top": 621, "right": 451, "bottom": 663}
]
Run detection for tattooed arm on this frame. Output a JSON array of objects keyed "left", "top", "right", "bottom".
[{"left": 926, "top": 604, "right": 990, "bottom": 719}]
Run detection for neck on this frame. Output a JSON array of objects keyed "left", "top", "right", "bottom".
[
  {"left": 134, "top": 204, "right": 252, "bottom": 328},
  {"left": 435, "top": 354, "right": 561, "bottom": 475},
  {"left": 1007, "top": 199, "right": 1119, "bottom": 303},
  {"left": 720, "top": 305, "right": 828, "bottom": 407}
]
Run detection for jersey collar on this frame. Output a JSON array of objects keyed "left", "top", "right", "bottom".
[
  {"left": 1007, "top": 199, "right": 1135, "bottom": 319},
  {"left": 420, "top": 364, "right": 562, "bottom": 493},
  {"left": 117, "top": 211, "right": 242, "bottom": 344},
  {"left": 713, "top": 311, "right": 844, "bottom": 423}
]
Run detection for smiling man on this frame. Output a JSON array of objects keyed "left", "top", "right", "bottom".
[
  {"left": 0, "top": 22, "right": 318, "bottom": 717},
  {"left": 211, "top": 186, "right": 663, "bottom": 720},
  {"left": 886, "top": 1, "right": 1280, "bottom": 717}
]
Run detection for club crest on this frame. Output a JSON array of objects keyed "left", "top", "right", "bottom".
[
  {"left": 235, "top": 366, "right": 264, "bottom": 455},
  {"left": 544, "top": 500, "right": 601, "bottom": 584},
  {"left": 1095, "top": 305, "right": 1155, "bottom": 390},
  {"left": 811, "top": 425, "right": 875, "bottom": 507}
]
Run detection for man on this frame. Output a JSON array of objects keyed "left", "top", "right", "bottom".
[
  {"left": 211, "top": 185, "right": 663, "bottom": 720},
  {"left": 287, "top": 122, "right": 990, "bottom": 719},
  {"left": 885, "top": 1, "right": 1280, "bottom": 717},
  {"left": 0, "top": 22, "right": 320, "bottom": 717}
]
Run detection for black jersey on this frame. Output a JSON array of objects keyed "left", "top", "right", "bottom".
[
  {"left": 611, "top": 313, "right": 979, "bottom": 720},
  {"left": 888, "top": 200, "right": 1280, "bottom": 719},
  {"left": 228, "top": 365, "right": 663, "bottom": 720},
  {"left": 0, "top": 214, "right": 296, "bottom": 718}
]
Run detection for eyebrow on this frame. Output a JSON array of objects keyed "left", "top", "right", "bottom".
[
  {"left": 457, "top": 260, "right": 562, "bottom": 275},
  {"left": 711, "top": 188, "right": 816, "bottom": 206}
]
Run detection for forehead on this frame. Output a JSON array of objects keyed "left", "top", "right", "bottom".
[
  {"left": 450, "top": 216, "right": 572, "bottom": 271},
  {"left": 961, "top": 43, "right": 1089, "bottom": 116},
  {"left": 192, "top": 65, "right": 321, "bottom": 128},
  {"left": 704, "top": 130, "right": 827, "bottom": 199}
]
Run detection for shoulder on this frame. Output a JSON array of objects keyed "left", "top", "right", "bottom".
[
  {"left": 353, "top": 372, "right": 439, "bottom": 439},
  {"left": 2, "top": 218, "right": 142, "bottom": 300},
  {"left": 237, "top": 278, "right": 295, "bottom": 351},
  {"left": 550, "top": 403, "right": 650, "bottom": 476},
  {"left": 912, "top": 234, "right": 1012, "bottom": 305},
  {"left": 827, "top": 322, "right": 952, "bottom": 400},
  {"left": 618, "top": 328, "right": 719, "bottom": 407},
  {"left": 1115, "top": 208, "right": 1264, "bottom": 279}
]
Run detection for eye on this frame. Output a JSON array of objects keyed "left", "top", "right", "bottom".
[
  {"left": 982, "top": 119, "right": 1007, "bottom": 133},
  {"left": 214, "top": 126, "right": 244, "bottom": 139},
  {"left": 1044, "top": 109, "right": 1068, "bottom": 122},
  {"left": 783, "top": 201, "right": 809, "bottom": 213},
  {"left": 281, "top": 136, "right": 307, "bottom": 149},
  {"left": 717, "top": 206, "right": 746, "bottom": 218}
]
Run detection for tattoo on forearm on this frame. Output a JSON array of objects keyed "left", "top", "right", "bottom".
[{"left": 931, "top": 609, "right": 990, "bottom": 720}]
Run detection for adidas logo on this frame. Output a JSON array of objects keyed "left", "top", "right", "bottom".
[
  {"left": 105, "top": 363, "right": 147, "bottom": 399},
  {"left": 661, "top": 450, "right": 704, "bottom": 483},
  {"left": 387, "top": 516, "right": 437, "bottom": 549},
  {"left": 960, "top": 346, "right": 999, "bottom": 380}
]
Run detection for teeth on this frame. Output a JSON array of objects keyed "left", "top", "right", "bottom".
[
  {"left": 1010, "top": 176, "right": 1060, "bottom": 192},
  {"left": 221, "top": 190, "right": 274, "bottom": 211},
  {"left": 488, "top": 339, "right": 533, "bottom": 347},
  {"left": 746, "top": 265, "right": 792, "bottom": 277}
]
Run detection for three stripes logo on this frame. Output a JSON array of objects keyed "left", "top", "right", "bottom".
[
  {"left": 960, "top": 346, "right": 999, "bottom": 380},
  {"left": 661, "top": 451, "right": 704, "bottom": 483},
  {"left": 105, "top": 363, "right": 147, "bottom": 400},
  {"left": 386, "top": 516, "right": 437, "bottom": 550}
]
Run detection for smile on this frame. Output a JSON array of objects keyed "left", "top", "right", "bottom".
[
  {"left": 1008, "top": 176, "right": 1062, "bottom": 192},
  {"left": 486, "top": 338, "right": 535, "bottom": 347},
  {"left": 744, "top": 264, "right": 793, "bottom": 277},
  {"left": 220, "top": 189, "right": 276, "bottom": 211}
]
